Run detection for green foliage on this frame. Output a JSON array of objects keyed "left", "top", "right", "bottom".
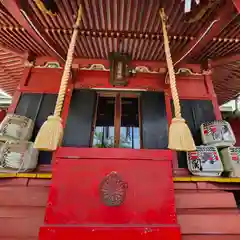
[{"left": 93, "top": 130, "right": 132, "bottom": 148}]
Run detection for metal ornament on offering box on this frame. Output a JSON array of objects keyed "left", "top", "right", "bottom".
[
  {"left": 220, "top": 147, "right": 240, "bottom": 177},
  {"left": 99, "top": 172, "right": 128, "bottom": 207},
  {"left": 0, "top": 114, "right": 34, "bottom": 142},
  {"left": 0, "top": 141, "right": 39, "bottom": 173},
  {"left": 200, "top": 120, "right": 236, "bottom": 147},
  {"left": 187, "top": 146, "right": 223, "bottom": 177}
]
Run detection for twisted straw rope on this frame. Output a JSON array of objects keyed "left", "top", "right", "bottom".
[
  {"left": 159, "top": 9, "right": 181, "bottom": 119},
  {"left": 54, "top": 6, "right": 82, "bottom": 117}
]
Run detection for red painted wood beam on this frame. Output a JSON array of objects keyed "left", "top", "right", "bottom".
[
  {"left": 232, "top": 0, "right": 240, "bottom": 13},
  {"left": 173, "top": 1, "right": 236, "bottom": 64},
  {"left": 211, "top": 54, "right": 240, "bottom": 67},
  {"left": 1, "top": 0, "right": 65, "bottom": 63},
  {"left": 35, "top": 56, "right": 202, "bottom": 73}
]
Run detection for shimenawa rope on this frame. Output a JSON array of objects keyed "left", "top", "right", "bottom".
[
  {"left": 159, "top": 8, "right": 196, "bottom": 151},
  {"left": 33, "top": 5, "right": 83, "bottom": 151}
]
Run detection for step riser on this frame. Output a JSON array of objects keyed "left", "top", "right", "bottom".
[{"left": 39, "top": 226, "right": 181, "bottom": 240}]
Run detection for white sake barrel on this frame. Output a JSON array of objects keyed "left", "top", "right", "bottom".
[
  {"left": 0, "top": 114, "right": 34, "bottom": 142},
  {"left": 187, "top": 146, "right": 223, "bottom": 177},
  {"left": 0, "top": 141, "right": 39, "bottom": 172},
  {"left": 200, "top": 120, "right": 236, "bottom": 147},
  {"left": 220, "top": 147, "right": 240, "bottom": 177}
]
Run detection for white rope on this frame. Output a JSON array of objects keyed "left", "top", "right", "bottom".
[
  {"left": 174, "top": 19, "right": 219, "bottom": 66},
  {"left": 20, "top": 9, "right": 65, "bottom": 62},
  {"left": 165, "top": 19, "right": 219, "bottom": 83}
]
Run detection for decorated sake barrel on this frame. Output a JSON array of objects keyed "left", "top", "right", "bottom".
[
  {"left": 187, "top": 146, "right": 223, "bottom": 177},
  {"left": 0, "top": 141, "right": 5, "bottom": 153},
  {"left": 0, "top": 141, "right": 39, "bottom": 172},
  {"left": 200, "top": 120, "right": 236, "bottom": 147},
  {"left": 0, "top": 114, "right": 34, "bottom": 142},
  {"left": 220, "top": 147, "right": 240, "bottom": 177}
]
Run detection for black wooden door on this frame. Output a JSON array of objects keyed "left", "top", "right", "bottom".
[
  {"left": 15, "top": 93, "right": 57, "bottom": 164},
  {"left": 141, "top": 92, "right": 168, "bottom": 149},
  {"left": 171, "top": 99, "right": 216, "bottom": 168},
  {"left": 62, "top": 89, "right": 97, "bottom": 147},
  {"left": 15, "top": 93, "right": 43, "bottom": 120}
]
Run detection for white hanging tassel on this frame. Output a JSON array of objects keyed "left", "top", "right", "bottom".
[{"left": 183, "top": 0, "right": 201, "bottom": 13}]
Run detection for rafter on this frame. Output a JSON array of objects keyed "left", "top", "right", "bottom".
[
  {"left": 172, "top": 1, "right": 236, "bottom": 65},
  {"left": 0, "top": 62, "right": 17, "bottom": 84},
  {"left": 1, "top": 0, "right": 65, "bottom": 63},
  {"left": 0, "top": 43, "right": 25, "bottom": 58},
  {"left": 211, "top": 53, "right": 240, "bottom": 67}
]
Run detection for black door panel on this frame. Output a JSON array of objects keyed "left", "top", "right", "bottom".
[
  {"left": 171, "top": 100, "right": 216, "bottom": 168},
  {"left": 15, "top": 93, "right": 57, "bottom": 164},
  {"left": 141, "top": 92, "right": 168, "bottom": 149},
  {"left": 62, "top": 90, "right": 97, "bottom": 147}
]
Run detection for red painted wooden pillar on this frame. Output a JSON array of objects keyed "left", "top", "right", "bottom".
[{"left": 204, "top": 71, "right": 222, "bottom": 120}]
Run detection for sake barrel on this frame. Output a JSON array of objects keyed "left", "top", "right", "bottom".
[
  {"left": 0, "top": 114, "right": 34, "bottom": 142},
  {"left": 0, "top": 141, "right": 39, "bottom": 172},
  {"left": 187, "top": 146, "right": 223, "bottom": 177},
  {"left": 220, "top": 147, "right": 240, "bottom": 177},
  {"left": 200, "top": 120, "right": 236, "bottom": 147}
]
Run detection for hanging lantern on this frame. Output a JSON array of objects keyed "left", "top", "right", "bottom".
[
  {"left": 108, "top": 52, "right": 132, "bottom": 86},
  {"left": 183, "top": 0, "right": 200, "bottom": 13},
  {"left": 183, "top": 0, "right": 220, "bottom": 23}
]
